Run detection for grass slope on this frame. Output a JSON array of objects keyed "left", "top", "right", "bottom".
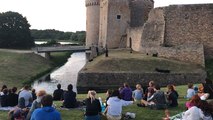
[{"left": 0, "top": 51, "right": 71, "bottom": 88}]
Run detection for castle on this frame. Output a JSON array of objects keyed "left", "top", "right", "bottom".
[{"left": 85, "top": 0, "right": 213, "bottom": 67}]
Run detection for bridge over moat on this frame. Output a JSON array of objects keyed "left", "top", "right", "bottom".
[{"left": 34, "top": 46, "right": 91, "bottom": 59}]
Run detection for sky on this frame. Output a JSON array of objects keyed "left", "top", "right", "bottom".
[{"left": 0, "top": 0, "right": 213, "bottom": 32}]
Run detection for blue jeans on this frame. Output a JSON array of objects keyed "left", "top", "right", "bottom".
[{"left": 85, "top": 115, "right": 100, "bottom": 120}]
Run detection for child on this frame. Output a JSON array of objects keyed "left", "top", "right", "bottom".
[
  {"left": 132, "top": 84, "right": 143, "bottom": 102},
  {"left": 186, "top": 83, "right": 195, "bottom": 99}
]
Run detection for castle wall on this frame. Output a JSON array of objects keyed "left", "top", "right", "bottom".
[
  {"left": 129, "top": 0, "right": 154, "bottom": 27},
  {"left": 127, "top": 27, "right": 143, "bottom": 51},
  {"left": 85, "top": 0, "right": 100, "bottom": 46},
  {"left": 164, "top": 4, "right": 213, "bottom": 58},
  {"left": 141, "top": 44, "right": 205, "bottom": 66},
  {"left": 99, "top": 0, "right": 108, "bottom": 47},
  {"left": 77, "top": 70, "right": 206, "bottom": 93},
  {"left": 140, "top": 8, "right": 205, "bottom": 66},
  {"left": 141, "top": 8, "right": 165, "bottom": 47},
  {"left": 99, "top": 0, "right": 130, "bottom": 49}
]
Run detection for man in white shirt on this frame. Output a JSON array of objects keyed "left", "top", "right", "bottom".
[{"left": 18, "top": 86, "right": 32, "bottom": 107}]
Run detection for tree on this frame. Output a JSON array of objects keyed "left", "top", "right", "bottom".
[{"left": 0, "top": 11, "right": 34, "bottom": 49}]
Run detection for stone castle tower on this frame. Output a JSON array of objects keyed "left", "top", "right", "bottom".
[
  {"left": 85, "top": 0, "right": 100, "bottom": 46},
  {"left": 85, "top": 0, "right": 154, "bottom": 48}
]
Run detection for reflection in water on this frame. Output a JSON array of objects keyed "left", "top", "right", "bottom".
[{"left": 32, "top": 52, "right": 86, "bottom": 94}]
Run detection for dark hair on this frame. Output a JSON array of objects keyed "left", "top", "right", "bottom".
[
  {"left": 24, "top": 86, "right": 30, "bottom": 90},
  {"left": 32, "top": 89, "right": 36, "bottom": 93},
  {"left": 198, "top": 100, "right": 213, "bottom": 116},
  {"left": 57, "top": 84, "right": 61, "bottom": 89},
  {"left": 107, "top": 89, "right": 113, "bottom": 97},
  {"left": 12, "top": 87, "right": 17, "bottom": 93},
  {"left": 124, "top": 82, "right": 129, "bottom": 87},
  {"left": 188, "top": 83, "right": 193, "bottom": 89},
  {"left": 154, "top": 84, "right": 160, "bottom": 90},
  {"left": 8, "top": 89, "right": 12, "bottom": 94},
  {"left": 190, "top": 95, "right": 201, "bottom": 107},
  {"left": 41, "top": 95, "right": 53, "bottom": 107},
  {"left": 3, "top": 88, "right": 8, "bottom": 95},
  {"left": 67, "top": 84, "right": 73, "bottom": 91},
  {"left": 205, "top": 78, "right": 212, "bottom": 84},
  {"left": 111, "top": 90, "right": 121, "bottom": 99},
  {"left": 149, "top": 81, "right": 155, "bottom": 87},
  {"left": 1, "top": 85, "right": 7, "bottom": 92}
]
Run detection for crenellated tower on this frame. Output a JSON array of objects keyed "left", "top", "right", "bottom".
[{"left": 85, "top": 0, "right": 100, "bottom": 46}]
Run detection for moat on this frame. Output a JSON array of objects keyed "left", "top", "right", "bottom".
[{"left": 32, "top": 52, "right": 86, "bottom": 94}]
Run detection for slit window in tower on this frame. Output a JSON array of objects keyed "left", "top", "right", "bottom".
[{"left": 117, "top": 15, "right": 121, "bottom": 19}]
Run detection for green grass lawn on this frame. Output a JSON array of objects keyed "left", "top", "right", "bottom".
[
  {"left": 84, "top": 50, "right": 204, "bottom": 73},
  {"left": 0, "top": 85, "right": 189, "bottom": 120},
  {"left": 0, "top": 51, "right": 71, "bottom": 88}
]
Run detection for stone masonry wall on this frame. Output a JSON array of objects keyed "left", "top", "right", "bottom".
[
  {"left": 140, "top": 7, "right": 206, "bottom": 66},
  {"left": 85, "top": 0, "right": 100, "bottom": 46},
  {"left": 129, "top": 0, "right": 154, "bottom": 27},
  {"left": 164, "top": 4, "right": 213, "bottom": 58},
  {"left": 141, "top": 44, "right": 205, "bottom": 66},
  {"left": 127, "top": 27, "right": 143, "bottom": 51},
  {"left": 100, "top": 0, "right": 130, "bottom": 49},
  {"left": 77, "top": 70, "right": 206, "bottom": 93},
  {"left": 141, "top": 8, "right": 165, "bottom": 47}
]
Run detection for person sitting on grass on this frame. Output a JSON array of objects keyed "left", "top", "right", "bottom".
[
  {"left": 18, "top": 86, "right": 33, "bottom": 107},
  {"left": 120, "top": 82, "right": 133, "bottom": 101},
  {"left": 186, "top": 83, "right": 196, "bottom": 100},
  {"left": 31, "top": 89, "right": 37, "bottom": 101},
  {"left": 185, "top": 94, "right": 201, "bottom": 109},
  {"left": 84, "top": 90, "right": 101, "bottom": 120},
  {"left": 7, "top": 87, "right": 18, "bottom": 107},
  {"left": 140, "top": 84, "right": 167, "bottom": 109},
  {"left": 0, "top": 88, "right": 8, "bottom": 107},
  {"left": 63, "top": 84, "right": 78, "bottom": 108},
  {"left": 0, "top": 85, "right": 7, "bottom": 95},
  {"left": 164, "top": 98, "right": 213, "bottom": 120},
  {"left": 143, "top": 81, "right": 155, "bottom": 100},
  {"left": 30, "top": 95, "right": 61, "bottom": 120},
  {"left": 53, "top": 84, "right": 64, "bottom": 101},
  {"left": 166, "top": 84, "right": 179, "bottom": 107},
  {"left": 132, "top": 84, "right": 143, "bottom": 103},
  {"left": 197, "top": 84, "right": 210, "bottom": 100},
  {"left": 26, "top": 90, "right": 46, "bottom": 120},
  {"left": 203, "top": 78, "right": 213, "bottom": 99},
  {"left": 105, "top": 89, "right": 113, "bottom": 107},
  {"left": 106, "top": 89, "right": 133, "bottom": 120}
]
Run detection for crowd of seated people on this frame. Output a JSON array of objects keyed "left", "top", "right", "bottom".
[
  {"left": 0, "top": 85, "right": 19, "bottom": 107},
  {"left": 0, "top": 78, "right": 213, "bottom": 120}
]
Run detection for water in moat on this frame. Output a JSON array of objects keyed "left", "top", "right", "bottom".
[{"left": 32, "top": 52, "right": 86, "bottom": 94}]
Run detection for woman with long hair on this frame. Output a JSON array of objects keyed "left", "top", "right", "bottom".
[{"left": 85, "top": 90, "right": 101, "bottom": 120}]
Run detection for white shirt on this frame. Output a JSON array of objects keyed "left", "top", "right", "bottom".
[
  {"left": 183, "top": 106, "right": 204, "bottom": 120},
  {"left": 186, "top": 89, "right": 195, "bottom": 99},
  {"left": 107, "top": 97, "right": 133, "bottom": 116},
  {"left": 19, "top": 90, "right": 32, "bottom": 106}
]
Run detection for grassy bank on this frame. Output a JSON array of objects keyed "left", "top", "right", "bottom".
[
  {"left": 0, "top": 51, "right": 71, "bottom": 88},
  {"left": 0, "top": 85, "right": 188, "bottom": 120},
  {"left": 84, "top": 50, "right": 204, "bottom": 73}
]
